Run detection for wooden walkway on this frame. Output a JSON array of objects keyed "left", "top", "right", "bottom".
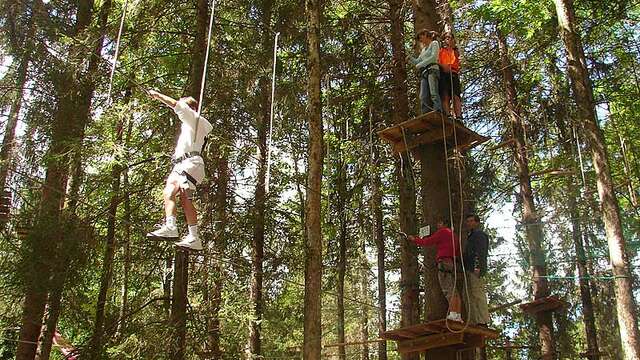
[
  {"left": 377, "top": 111, "right": 489, "bottom": 154},
  {"left": 381, "top": 319, "right": 499, "bottom": 354}
]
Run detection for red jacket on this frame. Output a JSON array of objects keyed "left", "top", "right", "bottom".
[{"left": 412, "top": 227, "right": 461, "bottom": 261}]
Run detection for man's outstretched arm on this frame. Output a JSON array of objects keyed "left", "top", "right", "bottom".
[{"left": 149, "top": 90, "right": 177, "bottom": 109}]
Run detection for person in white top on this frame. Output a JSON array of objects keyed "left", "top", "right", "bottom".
[{"left": 146, "top": 90, "right": 213, "bottom": 250}]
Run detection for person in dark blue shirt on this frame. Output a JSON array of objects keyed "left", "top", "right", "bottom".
[{"left": 463, "top": 214, "right": 490, "bottom": 325}]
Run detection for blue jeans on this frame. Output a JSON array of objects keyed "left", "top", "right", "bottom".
[{"left": 420, "top": 67, "right": 442, "bottom": 114}]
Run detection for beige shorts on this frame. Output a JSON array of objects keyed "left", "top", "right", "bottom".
[
  {"left": 170, "top": 156, "right": 205, "bottom": 191},
  {"left": 437, "top": 261, "right": 458, "bottom": 302}
]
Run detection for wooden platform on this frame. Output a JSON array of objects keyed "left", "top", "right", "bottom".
[
  {"left": 377, "top": 112, "right": 489, "bottom": 154},
  {"left": 381, "top": 319, "right": 499, "bottom": 354},
  {"left": 520, "top": 295, "right": 568, "bottom": 315}
]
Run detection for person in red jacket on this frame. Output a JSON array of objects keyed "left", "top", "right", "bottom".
[{"left": 408, "top": 217, "right": 463, "bottom": 322}]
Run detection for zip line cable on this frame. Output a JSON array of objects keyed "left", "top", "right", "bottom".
[{"left": 106, "top": 0, "right": 129, "bottom": 105}]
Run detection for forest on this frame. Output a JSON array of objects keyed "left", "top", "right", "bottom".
[{"left": 0, "top": 0, "right": 639, "bottom": 359}]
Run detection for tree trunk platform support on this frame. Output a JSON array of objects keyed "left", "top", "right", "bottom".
[
  {"left": 380, "top": 319, "right": 499, "bottom": 354},
  {"left": 377, "top": 111, "right": 490, "bottom": 154},
  {"left": 519, "top": 295, "right": 568, "bottom": 315}
]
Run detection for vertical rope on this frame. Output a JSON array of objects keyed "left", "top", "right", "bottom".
[
  {"left": 194, "top": 0, "right": 217, "bottom": 142},
  {"left": 265, "top": 32, "right": 280, "bottom": 194},
  {"left": 107, "top": 0, "right": 129, "bottom": 105}
]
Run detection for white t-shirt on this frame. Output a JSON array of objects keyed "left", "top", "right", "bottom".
[{"left": 173, "top": 99, "right": 213, "bottom": 158}]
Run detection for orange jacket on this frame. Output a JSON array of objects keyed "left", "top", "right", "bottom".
[{"left": 438, "top": 47, "right": 460, "bottom": 74}]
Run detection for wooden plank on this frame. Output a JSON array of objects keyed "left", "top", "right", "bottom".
[
  {"left": 324, "top": 339, "right": 387, "bottom": 348},
  {"left": 377, "top": 111, "right": 447, "bottom": 143},
  {"left": 378, "top": 111, "right": 489, "bottom": 154},
  {"left": 520, "top": 295, "right": 568, "bottom": 315},
  {"left": 425, "top": 319, "right": 500, "bottom": 339},
  {"left": 393, "top": 126, "right": 454, "bottom": 153},
  {"left": 397, "top": 332, "right": 464, "bottom": 354}
]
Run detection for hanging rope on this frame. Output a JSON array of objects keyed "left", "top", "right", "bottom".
[
  {"left": 439, "top": 67, "right": 471, "bottom": 333},
  {"left": 107, "top": 0, "right": 130, "bottom": 105},
  {"left": 265, "top": 32, "right": 280, "bottom": 194},
  {"left": 193, "top": 0, "right": 217, "bottom": 142},
  {"left": 573, "top": 123, "right": 587, "bottom": 189}
]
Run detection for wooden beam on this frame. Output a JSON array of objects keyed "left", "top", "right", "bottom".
[
  {"left": 520, "top": 295, "right": 568, "bottom": 315},
  {"left": 393, "top": 126, "right": 454, "bottom": 153},
  {"left": 323, "top": 338, "right": 387, "bottom": 348},
  {"left": 397, "top": 332, "right": 464, "bottom": 354}
]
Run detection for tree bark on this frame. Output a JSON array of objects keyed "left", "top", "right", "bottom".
[
  {"left": 247, "top": 0, "right": 273, "bottom": 356},
  {"left": 188, "top": 0, "right": 208, "bottom": 98},
  {"left": 206, "top": 139, "right": 230, "bottom": 360},
  {"left": 335, "top": 118, "right": 348, "bottom": 360},
  {"left": 387, "top": 4, "right": 420, "bottom": 360},
  {"left": 0, "top": 0, "right": 35, "bottom": 192},
  {"left": 88, "top": 82, "right": 127, "bottom": 360},
  {"left": 116, "top": 163, "right": 132, "bottom": 338},
  {"left": 549, "top": 59, "right": 601, "bottom": 360},
  {"left": 169, "top": 250, "right": 189, "bottom": 360},
  {"left": 163, "top": 256, "right": 173, "bottom": 315},
  {"left": 359, "top": 242, "right": 370, "bottom": 360},
  {"left": 16, "top": 1, "right": 97, "bottom": 358},
  {"left": 553, "top": 1, "right": 640, "bottom": 358},
  {"left": 496, "top": 28, "right": 555, "bottom": 360},
  {"left": 371, "top": 139, "right": 387, "bottom": 360},
  {"left": 303, "top": 0, "right": 323, "bottom": 357},
  {"left": 38, "top": 143, "right": 89, "bottom": 360}
]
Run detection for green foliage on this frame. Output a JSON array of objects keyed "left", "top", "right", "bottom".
[{"left": 0, "top": 0, "right": 639, "bottom": 359}]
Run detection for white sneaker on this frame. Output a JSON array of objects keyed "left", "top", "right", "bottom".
[
  {"left": 446, "top": 312, "right": 463, "bottom": 322},
  {"left": 147, "top": 224, "right": 178, "bottom": 238},
  {"left": 174, "top": 234, "right": 203, "bottom": 251}
]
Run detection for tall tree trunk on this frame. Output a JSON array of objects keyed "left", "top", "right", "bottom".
[
  {"left": 434, "top": 0, "right": 453, "bottom": 33},
  {"left": 496, "top": 28, "right": 555, "bottom": 360},
  {"left": 387, "top": 4, "right": 419, "bottom": 360},
  {"left": 0, "top": 49, "right": 30, "bottom": 193},
  {"left": 163, "top": 256, "right": 173, "bottom": 315},
  {"left": 247, "top": 0, "right": 274, "bottom": 356},
  {"left": 412, "top": 2, "right": 462, "bottom": 359},
  {"left": 205, "top": 140, "right": 229, "bottom": 359},
  {"left": 0, "top": 0, "right": 35, "bottom": 192},
  {"left": 168, "top": 1, "right": 212, "bottom": 357},
  {"left": 549, "top": 59, "right": 601, "bottom": 360},
  {"left": 88, "top": 83, "right": 128, "bottom": 360},
  {"left": 16, "top": 1, "right": 96, "bottom": 358},
  {"left": 188, "top": 0, "right": 208, "bottom": 98},
  {"left": 359, "top": 241, "right": 370, "bottom": 360},
  {"left": 553, "top": 1, "right": 640, "bottom": 358},
  {"left": 303, "top": 0, "right": 323, "bottom": 357},
  {"left": 336, "top": 121, "right": 347, "bottom": 360},
  {"left": 116, "top": 165, "right": 132, "bottom": 338},
  {"left": 371, "top": 140, "right": 387, "bottom": 360},
  {"left": 169, "top": 250, "right": 189, "bottom": 359},
  {"left": 38, "top": 163, "right": 86, "bottom": 360}
]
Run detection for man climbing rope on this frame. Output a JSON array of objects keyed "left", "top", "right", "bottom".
[
  {"left": 407, "top": 29, "right": 442, "bottom": 114},
  {"left": 407, "top": 216, "right": 463, "bottom": 322},
  {"left": 463, "top": 214, "right": 490, "bottom": 326},
  {"left": 146, "top": 90, "right": 213, "bottom": 251}
]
